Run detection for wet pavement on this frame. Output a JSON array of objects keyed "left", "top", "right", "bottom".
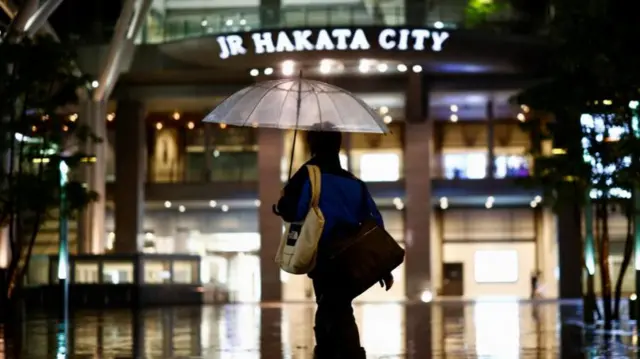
[{"left": 2, "top": 300, "right": 639, "bottom": 358}]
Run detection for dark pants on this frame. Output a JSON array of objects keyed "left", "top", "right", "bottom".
[{"left": 312, "top": 279, "right": 365, "bottom": 358}]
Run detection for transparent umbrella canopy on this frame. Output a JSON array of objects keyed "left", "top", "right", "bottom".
[{"left": 202, "top": 77, "right": 390, "bottom": 134}]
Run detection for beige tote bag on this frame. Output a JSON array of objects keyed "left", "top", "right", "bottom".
[{"left": 275, "top": 165, "right": 325, "bottom": 274}]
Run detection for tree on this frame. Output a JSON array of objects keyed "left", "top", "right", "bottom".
[
  {"left": 514, "top": 0, "right": 640, "bottom": 329},
  {"left": 0, "top": 34, "right": 99, "bottom": 304}
]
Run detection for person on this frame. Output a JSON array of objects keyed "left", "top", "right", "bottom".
[{"left": 273, "top": 123, "right": 394, "bottom": 359}]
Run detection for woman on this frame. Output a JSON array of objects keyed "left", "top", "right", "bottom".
[{"left": 274, "top": 124, "right": 394, "bottom": 359}]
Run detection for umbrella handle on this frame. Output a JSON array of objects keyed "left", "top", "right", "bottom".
[{"left": 287, "top": 129, "right": 298, "bottom": 179}]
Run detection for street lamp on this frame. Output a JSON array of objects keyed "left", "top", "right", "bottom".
[{"left": 57, "top": 159, "right": 69, "bottom": 358}]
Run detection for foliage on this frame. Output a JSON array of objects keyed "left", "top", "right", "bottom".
[
  {"left": 0, "top": 35, "right": 99, "bottom": 298},
  {"left": 465, "top": 0, "right": 511, "bottom": 27},
  {"left": 514, "top": 0, "right": 640, "bottom": 326}
]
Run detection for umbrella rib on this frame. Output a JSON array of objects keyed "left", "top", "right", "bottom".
[
  {"left": 241, "top": 80, "right": 289, "bottom": 127},
  {"left": 311, "top": 84, "right": 323, "bottom": 128},
  {"left": 325, "top": 91, "right": 347, "bottom": 132},
  {"left": 275, "top": 80, "right": 296, "bottom": 129}
]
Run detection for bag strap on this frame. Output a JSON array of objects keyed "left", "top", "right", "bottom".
[{"left": 307, "top": 165, "right": 321, "bottom": 209}]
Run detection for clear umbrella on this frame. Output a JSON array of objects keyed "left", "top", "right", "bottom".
[{"left": 202, "top": 77, "right": 390, "bottom": 134}]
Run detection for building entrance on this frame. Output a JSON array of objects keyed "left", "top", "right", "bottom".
[{"left": 442, "top": 262, "right": 464, "bottom": 296}]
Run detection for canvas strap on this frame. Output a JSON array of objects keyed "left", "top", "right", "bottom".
[{"left": 307, "top": 165, "right": 321, "bottom": 209}]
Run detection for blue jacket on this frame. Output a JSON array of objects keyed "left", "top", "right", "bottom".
[{"left": 275, "top": 154, "right": 384, "bottom": 242}]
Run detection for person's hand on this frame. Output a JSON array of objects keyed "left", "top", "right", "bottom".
[{"left": 379, "top": 273, "right": 394, "bottom": 291}]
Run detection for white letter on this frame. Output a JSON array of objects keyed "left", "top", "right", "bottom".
[
  {"left": 331, "top": 29, "right": 351, "bottom": 50},
  {"left": 292, "top": 30, "right": 314, "bottom": 51},
  {"left": 252, "top": 32, "right": 275, "bottom": 54},
  {"left": 349, "top": 29, "right": 370, "bottom": 50},
  {"left": 226, "top": 35, "right": 246, "bottom": 56},
  {"left": 275, "top": 31, "right": 295, "bottom": 52},
  {"left": 217, "top": 36, "right": 230, "bottom": 59},
  {"left": 315, "top": 30, "right": 335, "bottom": 51},
  {"left": 431, "top": 31, "right": 450, "bottom": 52},
  {"left": 397, "top": 29, "right": 410, "bottom": 50},
  {"left": 410, "top": 29, "right": 430, "bottom": 51},
  {"left": 378, "top": 28, "right": 397, "bottom": 50}
]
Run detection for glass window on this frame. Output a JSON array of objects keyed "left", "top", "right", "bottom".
[
  {"left": 495, "top": 155, "right": 529, "bottom": 178},
  {"left": 173, "top": 260, "right": 198, "bottom": 284},
  {"left": 74, "top": 262, "right": 99, "bottom": 284},
  {"left": 444, "top": 153, "right": 487, "bottom": 179},
  {"left": 102, "top": 262, "right": 134, "bottom": 284},
  {"left": 144, "top": 260, "right": 172, "bottom": 284},
  {"left": 474, "top": 250, "right": 518, "bottom": 283},
  {"left": 210, "top": 151, "right": 258, "bottom": 181},
  {"left": 359, "top": 153, "right": 400, "bottom": 182}
]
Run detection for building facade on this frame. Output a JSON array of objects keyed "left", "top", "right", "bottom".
[{"left": 21, "top": 0, "right": 637, "bottom": 302}]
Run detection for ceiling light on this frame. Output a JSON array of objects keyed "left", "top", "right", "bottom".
[
  {"left": 534, "top": 195, "right": 542, "bottom": 203},
  {"left": 358, "top": 60, "right": 370, "bottom": 73},
  {"left": 450, "top": 114, "right": 458, "bottom": 122},
  {"left": 91, "top": 80, "right": 99, "bottom": 88},
  {"left": 377, "top": 63, "right": 388, "bottom": 72},
  {"left": 395, "top": 202, "right": 404, "bottom": 210},
  {"left": 172, "top": 111, "right": 180, "bottom": 120},
  {"left": 250, "top": 69, "right": 259, "bottom": 76},
  {"left": 221, "top": 204, "right": 229, "bottom": 212},
  {"left": 485, "top": 201, "right": 493, "bottom": 209},
  {"left": 450, "top": 105, "right": 458, "bottom": 112},
  {"left": 517, "top": 113, "right": 526, "bottom": 122},
  {"left": 264, "top": 67, "right": 273, "bottom": 75},
  {"left": 530, "top": 200, "right": 537, "bottom": 208},
  {"left": 164, "top": 201, "right": 171, "bottom": 208},
  {"left": 434, "top": 21, "right": 444, "bottom": 29},
  {"left": 239, "top": 18, "right": 246, "bottom": 26},
  {"left": 178, "top": 205, "right": 185, "bottom": 213},
  {"left": 209, "top": 200, "right": 217, "bottom": 208},
  {"left": 487, "top": 196, "right": 494, "bottom": 202},
  {"left": 439, "top": 197, "right": 448, "bottom": 210},
  {"left": 397, "top": 64, "right": 407, "bottom": 72},
  {"left": 69, "top": 113, "right": 78, "bottom": 122},
  {"left": 254, "top": 199, "right": 261, "bottom": 207},
  {"left": 412, "top": 65, "right": 422, "bottom": 73},
  {"left": 393, "top": 197, "right": 402, "bottom": 206},
  {"left": 319, "top": 59, "right": 332, "bottom": 74},
  {"left": 379, "top": 106, "right": 389, "bottom": 115},
  {"left": 155, "top": 122, "right": 163, "bottom": 130},
  {"left": 281, "top": 60, "right": 295, "bottom": 76},
  {"left": 383, "top": 115, "right": 392, "bottom": 124},
  {"left": 187, "top": 121, "right": 195, "bottom": 129},
  {"left": 201, "top": 19, "right": 208, "bottom": 27},
  {"left": 225, "top": 19, "right": 233, "bottom": 26},
  {"left": 521, "top": 104, "right": 530, "bottom": 113},
  {"left": 107, "top": 113, "right": 115, "bottom": 121}
]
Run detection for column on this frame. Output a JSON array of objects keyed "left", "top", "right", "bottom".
[
  {"left": 174, "top": 228, "right": 189, "bottom": 254},
  {"left": 556, "top": 194, "right": 582, "bottom": 299},
  {"left": 78, "top": 100, "right": 107, "bottom": 254},
  {"left": 113, "top": 100, "right": 147, "bottom": 254},
  {"left": 258, "top": 128, "right": 283, "bottom": 302},
  {"left": 203, "top": 124, "right": 212, "bottom": 181},
  {"left": 260, "top": 0, "right": 281, "bottom": 27},
  {"left": 404, "top": 0, "right": 426, "bottom": 27},
  {"left": 486, "top": 99, "right": 495, "bottom": 179},
  {"left": 404, "top": 72, "right": 432, "bottom": 300}
]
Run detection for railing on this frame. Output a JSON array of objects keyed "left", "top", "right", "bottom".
[{"left": 140, "top": 3, "right": 520, "bottom": 44}]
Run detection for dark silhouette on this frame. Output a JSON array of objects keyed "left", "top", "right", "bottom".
[{"left": 274, "top": 123, "right": 393, "bottom": 359}]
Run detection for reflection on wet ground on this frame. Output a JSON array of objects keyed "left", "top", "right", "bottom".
[{"left": 1, "top": 301, "right": 638, "bottom": 358}]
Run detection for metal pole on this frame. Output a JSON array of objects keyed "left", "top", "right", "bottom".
[
  {"left": 629, "top": 100, "right": 640, "bottom": 321},
  {"left": 56, "top": 159, "right": 70, "bottom": 357},
  {"left": 584, "top": 190, "right": 596, "bottom": 325}
]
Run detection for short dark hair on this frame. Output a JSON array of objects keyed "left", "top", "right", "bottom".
[{"left": 306, "top": 123, "right": 342, "bottom": 156}]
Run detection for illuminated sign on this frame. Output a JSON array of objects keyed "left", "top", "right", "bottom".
[{"left": 217, "top": 27, "right": 450, "bottom": 59}]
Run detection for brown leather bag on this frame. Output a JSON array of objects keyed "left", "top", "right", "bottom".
[{"left": 317, "top": 182, "right": 405, "bottom": 299}]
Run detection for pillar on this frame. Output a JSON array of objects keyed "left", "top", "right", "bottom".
[
  {"left": 556, "top": 194, "right": 583, "bottom": 299},
  {"left": 258, "top": 128, "right": 283, "bottom": 302},
  {"left": 113, "top": 100, "right": 147, "bottom": 254},
  {"left": 78, "top": 100, "right": 107, "bottom": 254},
  {"left": 404, "top": 72, "right": 432, "bottom": 300},
  {"left": 486, "top": 99, "right": 495, "bottom": 178},
  {"left": 404, "top": 0, "right": 426, "bottom": 27},
  {"left": 174, "top": 228, "right": 189, "bottom": 254},
  {"left": 260, "top": 0, "right": 280, "bottom": 27}
]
